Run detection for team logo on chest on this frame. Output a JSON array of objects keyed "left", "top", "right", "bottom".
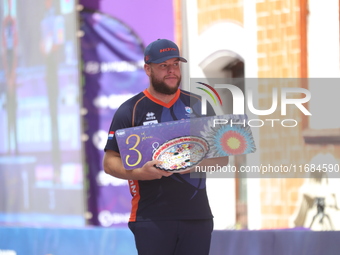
[
  {"left": 185, "top": 106, "right": 197, "bottom": 118},
  {"left": 185, "top": 106, "right": 193, "bottom": 114},
  {"left": 146, "top": 112, "right": 156, "bottom": 120},
  {"left": 143, "top": 112, "right": 158, "bottom": 125}
]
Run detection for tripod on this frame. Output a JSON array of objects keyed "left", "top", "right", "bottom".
[{"left": 309, "top": 197, "right": 334, "bottom": 230}]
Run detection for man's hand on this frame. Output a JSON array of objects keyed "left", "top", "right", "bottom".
[
  {"left": 103, "top": 150, "right": 173, "bottom": 180},
  {"left": 134, "top": 160, "right": 173, "bottom": 180}
]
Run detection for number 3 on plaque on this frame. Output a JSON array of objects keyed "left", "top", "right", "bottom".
[{"left": 125, "top": 134, "right": 142, "bottom": 167}]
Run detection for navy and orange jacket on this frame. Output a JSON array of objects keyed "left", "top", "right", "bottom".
[{"left": 104, "top": 89, "right": 215, "bottom": 222}]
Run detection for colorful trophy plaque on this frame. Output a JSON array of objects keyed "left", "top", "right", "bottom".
[{"left": 115, "top": 114, "right": 256, "bottom": 172}]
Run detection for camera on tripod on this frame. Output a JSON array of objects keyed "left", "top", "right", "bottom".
[{"left": 309, "top": 197, "right": 334, "bottom": 230}]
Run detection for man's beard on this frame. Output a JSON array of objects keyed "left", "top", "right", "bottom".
[{"left": 150, "top": 71, "right": 181, "bottom": 95}]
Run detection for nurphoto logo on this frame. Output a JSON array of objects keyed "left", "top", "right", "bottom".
[{"left": 193, "top": 79, "right": 311, "bottom": 128}]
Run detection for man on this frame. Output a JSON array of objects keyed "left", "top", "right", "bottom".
[
  {"left": 103, "top": 39, "right": 228, "bottom": 255},
  {"left": 2, "top": 0, "right": 18, "bottom": 154},
  {"left": 40, "top": 0, "right": 63, "bottom": 183}
]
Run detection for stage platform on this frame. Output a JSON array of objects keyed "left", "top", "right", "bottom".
[{"left": 1, "top": 226, "right": 340, "bottom": 255}]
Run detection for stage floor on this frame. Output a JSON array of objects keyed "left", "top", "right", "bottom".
[{"left": 1, "top": 226, "right": 340, "bottom": 255}]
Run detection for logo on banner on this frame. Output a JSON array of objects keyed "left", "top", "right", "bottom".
[
  {"left": 92, "top": 130, "right": 108, "bottom": 150},
  {"left": 96, "top": 170, "right": 128, "bottom": 186},
  {"left": 93, "top": 94, "right": 135, "bottom": 110},
  {"left": 98, "top": 210, "right": 130, "bottom": 227},
  {"left": 84, "top": 61, "right": 100, "bottom": 74},
  {"left": 85, "top": 60, "right": 144, "bottom": 75}
]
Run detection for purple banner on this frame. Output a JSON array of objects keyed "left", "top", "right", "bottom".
[
  {"left": 79, "top": 0, "right": 175, "bottom": 45},
  {"left": 80, "top": 10, "right": 148, "bottom": 227}
]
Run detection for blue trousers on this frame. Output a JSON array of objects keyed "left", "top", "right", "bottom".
[{"left": 128, "top": 219, "right": 213, "bottom": 255}]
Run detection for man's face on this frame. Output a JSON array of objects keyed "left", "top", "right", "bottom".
[{"left": 146, "top": 58, "right": 181, "bottom": 95}]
